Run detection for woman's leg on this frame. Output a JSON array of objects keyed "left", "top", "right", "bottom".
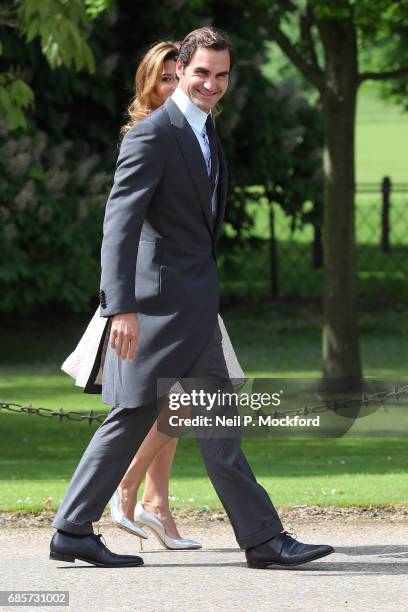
[
  {"left": 117, "top": 393, "right": 187, "bottom": 527},
  {"left": 117, "top": 416, "right": 174, "bottom": 520},
  {"left": 141, "top": 437, "right": 180, "bottom": 538}
]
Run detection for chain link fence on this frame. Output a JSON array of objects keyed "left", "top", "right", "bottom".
[{"left": 220, "top": 179, "right": 408, "bottom": 306}]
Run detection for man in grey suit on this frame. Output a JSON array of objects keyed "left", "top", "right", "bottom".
[{"left": 50, "top": 26, "right": 333, "bottom": 569}]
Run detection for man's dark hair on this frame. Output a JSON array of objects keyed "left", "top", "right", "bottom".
[{"left": 178, "top": 26, "right": 235, "bottom": 70}]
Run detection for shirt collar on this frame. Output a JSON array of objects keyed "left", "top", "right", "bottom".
[{"left": 171, "top": 85, "right": 209, "bottom": 134}]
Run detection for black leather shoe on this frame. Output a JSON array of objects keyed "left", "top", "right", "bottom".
[
  {"left": 49, "top": 531, "right": 144, "bottom": 567},
  {"left": 246, "top": 531, "right": 334, "bottom": 568}
]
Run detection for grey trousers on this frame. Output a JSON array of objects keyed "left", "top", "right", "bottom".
[{"left": 52, "top": 323, "right": 283, "bottom": 549}]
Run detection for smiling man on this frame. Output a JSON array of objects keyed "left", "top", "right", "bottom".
[{"left": 50, "top": 26, "right": 334, "bottom": 570}]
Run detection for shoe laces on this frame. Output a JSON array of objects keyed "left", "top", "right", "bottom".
[
  {"left": 95, "top": 529, "right": 107, "bottom": 547},
  {"left": 281, "top": 529, "right": 298, "bottom": 541}
]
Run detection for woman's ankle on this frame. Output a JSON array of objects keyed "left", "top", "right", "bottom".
[
  {"left": 142, "top": 499, "right": 180, "bottom": 538},
  {"left": 118, "top": 482, "right": 137, "bottom": 500},
  {"left": 142, "top": 498, "right": 170, "bottom": 516},
  {"left": 117, "top": 484, "right": 139, "bottom": 519}
]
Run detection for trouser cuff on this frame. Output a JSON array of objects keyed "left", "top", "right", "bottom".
[
  {"left": 51, "top": 515, "right": 94, "bottom": 535},
  {"left": 237, "top": 519, "right": 284, "bottom": 550}
]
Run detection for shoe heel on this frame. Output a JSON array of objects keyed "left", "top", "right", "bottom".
[
  {"left": 50, "top": 551, "right": 75, "bottom": 563},
  {"left": 139, "top": 537, "right": 143, "bottom": 551}
]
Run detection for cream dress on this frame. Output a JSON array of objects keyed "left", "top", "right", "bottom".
[{"left": 62, "top": 309, "right": 245, "bottom": 392}]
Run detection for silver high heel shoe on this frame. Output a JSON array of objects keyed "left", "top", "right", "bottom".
[
  {"left": 109, "top": 490, "right": 148, "bottom": 540},
  {"left": 134, "top": 501, "right": 202, "bottom": 550}
]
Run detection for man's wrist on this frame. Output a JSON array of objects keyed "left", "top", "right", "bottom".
[{"left": 98, "top": 289, "right": 138, "bottom": 317}]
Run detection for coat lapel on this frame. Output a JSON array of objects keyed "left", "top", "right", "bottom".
[{"left": 164, "top": 98, "right": 215, "bottom": 238}]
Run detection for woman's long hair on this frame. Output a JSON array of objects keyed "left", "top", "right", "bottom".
[{"left": 121, "top": 41, "right": 179, "bottom": 136}]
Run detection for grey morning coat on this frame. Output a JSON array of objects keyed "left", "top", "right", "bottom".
[{"left": 95, "top": 97, "right": 228, "bottom": 408}]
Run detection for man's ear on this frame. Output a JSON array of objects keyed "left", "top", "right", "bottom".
[{"left": 175, "top": 58, "right": 184, "bottom": 79}]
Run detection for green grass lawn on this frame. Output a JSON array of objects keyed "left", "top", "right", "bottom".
[
  {"left": 1, "top": 413, "right": 406, "bottom": 512},
  {"left": 356, "top": 83, "right": 408, "bottom": 183},
  {"left": 1, "top": 307, "right": 407, "bottom": 512}
]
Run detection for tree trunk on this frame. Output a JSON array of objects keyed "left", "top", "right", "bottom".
[{"left": 318, "top": 18, "right": 362, "bottom": 387}]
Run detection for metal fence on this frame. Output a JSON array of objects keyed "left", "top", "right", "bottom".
[{"left": 220, "top": 179, "right": 408, "bottom": 307}]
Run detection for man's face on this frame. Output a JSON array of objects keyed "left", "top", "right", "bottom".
[{"left": 176, "top": 47, "right": 230, "bottom": 112}]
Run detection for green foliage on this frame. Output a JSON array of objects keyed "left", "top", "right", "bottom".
[
  {"left": 0, "top": 73, "right": 34, "bottom": 129},
  {"left": 85, "top": 0, "right": 115, "bottom": 19},
  {"left": 17, "top": 0, "right": 95, "bottom": 71},
  {"left": 371, "top": 12, "right": 408, "bottom": 110},
  {"left": 0, "top": 121, "right": 114, "bottom": 313},
  {"left": 307, "top": 0, "right": 407, "bottom": 26},
  {"left": 0, "top": 0, "right": 108, "bottom": 129}
]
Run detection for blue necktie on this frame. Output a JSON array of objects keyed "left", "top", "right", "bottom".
[{"left": 205, "top": 115, "right": 218, "bottom": 197}]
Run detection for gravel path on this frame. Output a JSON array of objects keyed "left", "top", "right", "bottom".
[{"left": 1, "top": 517, "right": 407, "bottom": 612}]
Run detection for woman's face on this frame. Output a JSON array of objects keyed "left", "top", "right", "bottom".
[{"left": 155, "top": 58, "right": 178, "bottom": 104}]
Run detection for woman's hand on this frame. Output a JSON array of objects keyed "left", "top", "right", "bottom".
[{"left": 110, "top": 313, "right": 139, "bottom": 362}]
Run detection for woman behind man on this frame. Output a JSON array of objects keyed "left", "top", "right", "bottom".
[{"left": 64, "top": 40, "right": 245, "bottom": 549}]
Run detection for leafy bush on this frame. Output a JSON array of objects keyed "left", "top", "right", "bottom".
[{"left": 0, "top": 120, "right": 114, "bottom": 313}]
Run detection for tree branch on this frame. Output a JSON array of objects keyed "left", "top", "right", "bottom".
[
  {"left": 275, "top": 26, "right": 324, "bottom": 90},
  {"left": 299, "top": 3, "right": 320, "bottom": 74},
  {"left": 359, "top": 66, "right": 408, "bottom": 83},
  {"left": 241, "top": 0, "right": 324, "bottom": 93},
  {"left": 277, "top": 0, "right": 298, "bottom": 12}
]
